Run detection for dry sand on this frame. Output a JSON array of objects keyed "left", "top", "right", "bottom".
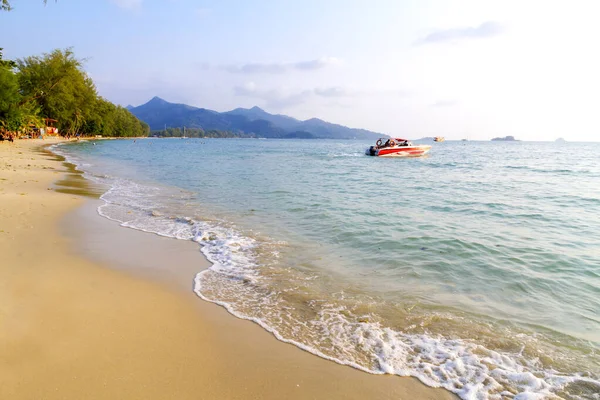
[{"left": 0, "top": 138, "right": 456, "bottom": 400}]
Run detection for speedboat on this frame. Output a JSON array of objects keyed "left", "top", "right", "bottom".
[
  {"left": 434, "top": 136, "right": 445, "bottom": 142},
  {"left": 366, "top": 138, "right": 431, "bottom": 157}
]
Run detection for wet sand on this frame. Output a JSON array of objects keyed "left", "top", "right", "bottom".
[{"left": 0, "top": 138, "right": 456, "bottom": 400}]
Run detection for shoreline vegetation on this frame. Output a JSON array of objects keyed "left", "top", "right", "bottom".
[
  {"left": 0, "top": 47, "right": 149, "bottom": 141},
  {"left": 151, "top": 127, "right": 255, "bottom": 139},
  {"left": 150, "top": 126, "right": 317, "bottom": 139}
]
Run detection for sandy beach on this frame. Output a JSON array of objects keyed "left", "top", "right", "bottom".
[{"left": 0, "top": 138, "right": 456, "bottom": 400}]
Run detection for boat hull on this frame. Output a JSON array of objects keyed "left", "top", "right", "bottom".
[{"left": 366, "top": 145, "right": 431, "bottom": 157}]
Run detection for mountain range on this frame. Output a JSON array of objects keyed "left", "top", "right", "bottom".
[{"left": 127, "top": 97, "right": 388, "bottom": 140}]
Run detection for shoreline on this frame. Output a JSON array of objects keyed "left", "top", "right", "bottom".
[{"left": 0, "top": 138, "right": 456, "bottom": 399}]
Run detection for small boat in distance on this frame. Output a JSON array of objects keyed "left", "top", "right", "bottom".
[
  {"left": 434, "top": 136, "right": 445, "bottom": 142},
  {"left": 366, "top": 138, "right": 431, "bottom": 157}
]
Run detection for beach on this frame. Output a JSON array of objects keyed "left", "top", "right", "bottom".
[{"left": 0, "top": 138, "right": 456, "bottom": 400}]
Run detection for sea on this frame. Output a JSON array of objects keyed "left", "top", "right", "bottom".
[{"left": 54, "top": 138, "right": 600, "bottom": 400}]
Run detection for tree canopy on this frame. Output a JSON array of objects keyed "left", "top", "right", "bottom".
[
  {"left": 0, "top": 48, "right": 41, "bottom": 133},
  {"left": 0, "top": 48, "right": 149, "bottom": 138},
  {"left": 0, "top": 48, "right": 16, "bottom": 68},
  {"left": 151, "top": 127, "right": 255, "bottom": 138},
  {"left": 1, "top": 0, "right": 52, "bottom": 11}
]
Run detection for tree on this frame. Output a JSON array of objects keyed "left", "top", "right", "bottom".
[
  {"left": 1, "top": 0, "right": 53, "bottom": 11},
  {"left": 80, "top": 97, "right": 149, "bottom": 138},
  {"left": 82, "top": 97, "right": 115, "bottom": 136},
  {"left": 0, "top": 48, "right": 16, "bottom": 68},
  {"left": 0, "top": 63, "right": 21, "bottom": 131},
  {"left": 2, "top": 46, "right": 149, "bottom": 138},
  {"left": 1, "top": 49, "right": 43, "bottom": 136},
  {"left": 17, "top": 48, "right": 97, "bottom": 135},
  {"left": 0, "top": 64, "right": 42, "bottom": 135}
]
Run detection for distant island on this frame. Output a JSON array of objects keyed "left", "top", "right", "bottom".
[
  {"left": 555, "top": 138, "right": 566, "bottom": 142},
  {"left": 491, "top": 136, "right": 519, "bottom": 141},
  {"left": 130, "top": 97, "right": 387, "bottom": 140}
]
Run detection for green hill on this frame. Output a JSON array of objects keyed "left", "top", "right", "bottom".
[{"left": 128, "top": 97, "right": 388, "bottom": 140}]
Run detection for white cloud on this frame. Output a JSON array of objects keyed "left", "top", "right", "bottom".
[
  {"left": 234, "top": 81, "right": 258, "bottom": 96},
  {"left": 96, "top": 2, "right": 600, "bottom": 141},
  {"left": 294, "top": 57, "right": 342, "bottom": 70},
  {"left": 234, "top": 83, "right": 406, "bottom": 110},
  {"left": 222, "top": 57, "right": 341, "bottom": 74},
  {"left": 233, "top": 82, "right": 311, "bottom": 109},
  {"left": 417, "top": 21, "right": 504, "bottom": 45},
  {"left": 314, "top": 87, "right": 408, "bottom": 98},
  {"left": 314, "top": 87, "right": 349, "bottom": 97}
]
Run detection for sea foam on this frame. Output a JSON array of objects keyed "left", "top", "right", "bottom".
[{"left": 52, "top": 141, "right": 600, "bottom": 400}]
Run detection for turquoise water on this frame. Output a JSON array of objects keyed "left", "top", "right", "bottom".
[{"left": 58, "top": 139, "right": 600, "bottom": 399}]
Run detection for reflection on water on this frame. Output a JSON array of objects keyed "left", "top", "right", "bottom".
[{"left": 40, "top": 148, "right": 106, "bottom": 198}]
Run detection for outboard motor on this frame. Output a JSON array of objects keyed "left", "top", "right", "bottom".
[{"left": 368, "top": 146, "right": 376, "bottom": 156}]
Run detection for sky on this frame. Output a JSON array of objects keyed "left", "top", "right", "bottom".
[{"left": 1, "top": 0, "right": 599, "bottom": 141}]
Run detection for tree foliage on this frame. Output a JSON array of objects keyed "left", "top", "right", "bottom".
[
  {"left": 1, "top": 0, "right": 13, "bottom": 11},
  {"left": 0, "top": 62, "right": 23, "bottom": 131},
  {"left": 151, "top": 127, "right": 254, "bottom": 138},
  {"left": 1, "top": 48, "right": 148, "bottom": 138},
  {"left": 0, "top": 49, "right": 42, "bottom": 134},
  {"left": 17, "top": 49, "right": 96, "bottom": 135},
  {"left": 82, "top": 98, "right": 149, "bottom": 137},
  {"left": 0, "top": 48, "right": 16, "bottom": 68},
  {"left": 1, "top": 0, "right": 53, "bottom": 11}
]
